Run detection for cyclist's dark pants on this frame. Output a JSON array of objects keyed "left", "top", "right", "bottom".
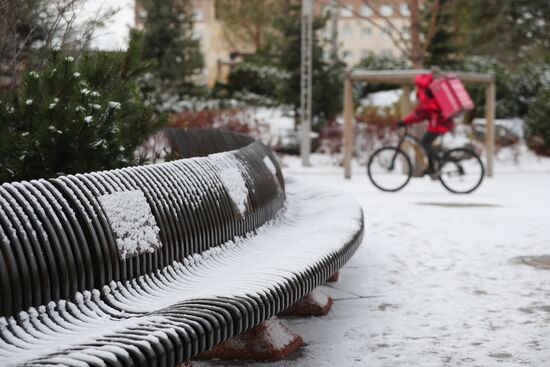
[{"left": 421, "top": 132, "right": 443, "bottom": 169}]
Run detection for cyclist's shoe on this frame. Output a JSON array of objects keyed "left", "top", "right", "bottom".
[
  {"left": 423, "top": 164, "right": 441, "bottom": 180},
  {"left": 421, "top": 168, "right": 432, "bottom": 178},
  {"left": 429, "top": 169, "right": 441, "bottom": 180}
]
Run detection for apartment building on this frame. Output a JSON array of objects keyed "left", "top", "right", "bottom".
[
  {"left": 319, "top": 0, "right": 411, "bottom": 65},
  {"left": 135, "top": 0, "right": 253, "bottom": 86},
  {"left": 136, "top": 1, "right": 411, "bottom": 85}
]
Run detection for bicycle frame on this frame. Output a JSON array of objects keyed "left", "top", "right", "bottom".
[
  {"left": 388, "top": 127, "right": 425, "bottom": 170},
  {"left": 369, "top": 126, "right": 485, "bottom": 193}
]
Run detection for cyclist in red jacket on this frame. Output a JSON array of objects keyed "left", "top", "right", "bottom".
[{"left": 397, "top": 73, "right": 453, "bottom": 173}]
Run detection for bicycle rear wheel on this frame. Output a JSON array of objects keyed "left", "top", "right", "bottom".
[
  {"left": 439, "top": 148, "right": 484, "bottom": 194},
  {"left": 368, "top": 147, "right": 412, "bottom": 192}
]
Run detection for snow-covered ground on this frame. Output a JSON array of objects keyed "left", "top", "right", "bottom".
[{"left": 197, "top": 155, "right": 550, "bottom": 366}]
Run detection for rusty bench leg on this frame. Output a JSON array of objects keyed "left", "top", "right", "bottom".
[
  {"left": 279, "top": 288, "right": 333, "bottom": 317},
  {"left": 327, "top": 271, "right": 339, "bottom": 283},
  {"left": 196, "top": 317, "right": 303, "bottom": 361}
]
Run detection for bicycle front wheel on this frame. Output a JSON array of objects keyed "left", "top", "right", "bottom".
[
  {"left": 367, "top": 147, "right": 412, "bottom": 192},
  {"left": 439, "top": 148, "right": 485, "bottom": 194}
]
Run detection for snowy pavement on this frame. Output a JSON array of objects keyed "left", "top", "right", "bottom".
[{"left": 197, "top": 160, "right": 550, "bottom": 366}]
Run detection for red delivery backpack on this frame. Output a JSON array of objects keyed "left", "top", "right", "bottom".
[{"left": 429, "top": 75, "right": 475, "bottom": 119}]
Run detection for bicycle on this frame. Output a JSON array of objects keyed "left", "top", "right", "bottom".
[{"left": 367, "top": 126, "right": 485, "bottom": 194}]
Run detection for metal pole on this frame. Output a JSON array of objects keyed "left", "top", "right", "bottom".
[
  {"left": 343, "top": 74, "right": 354, "bottom": 178},
  {"left": 485, "top": 82, "right": 495, "bottom": 177},
  {"left": 300, "top": 0, "right": 313, "bottom": 167}
]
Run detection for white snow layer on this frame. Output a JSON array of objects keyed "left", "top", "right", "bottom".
[
  {"left": 263, "top": 155, "right": 278, "bottom": 175},
  {"left": 360, "top": 89, "right": 403, "bottom": 107},
  {"left": 219, "top": 167, "right": 249, "bottom": 215},
  {"left": 218, "top": 156, "right": 550, "bottom": 367},
  {"left": 98, "top": 190, "right": 161, "bottom": 259},
  {"left": 208, "top": 152, "right": 251, "bottom": 215},
  {"left": 0, "top": 178, "right": 362, "bottom": 366}
]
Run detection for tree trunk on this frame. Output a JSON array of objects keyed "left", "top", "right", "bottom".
[
  {"left": 409, "top": 0, "right": 423, "bottom": 68},
  {"left": 10, "top": 0, "right": 18, "bottom": 90}
]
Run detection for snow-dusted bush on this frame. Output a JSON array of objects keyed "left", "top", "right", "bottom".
[
  {"left": 0, "top": 31, "right": 165, "bottom": 182},
  {"left": 226, "top": 62, "right": 290, "bottom": 102},
  {"left": 525, "top": 89, "right": 550, "bottom": 156},
  {"left": 510, "top": 62, "right": 550, "bottom": 117},
  {"left": 354, "top": 54, "right": 410, "bottom": 95},
  {"left": 459, "top": 56, "right": 516, "bottom": 119},
  {"left": 169, "top": 107, "right": 269, "bottom": 139},
  {"left": 460, "top": 56, "right": 550, "bottom": 120}
]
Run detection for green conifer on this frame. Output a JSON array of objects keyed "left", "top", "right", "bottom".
[
  {"left": 141, "top": 0, "right": 205, "bottom": 97},
  {"left": 0, "top": 31, "right": 164, "bottom": 182}
]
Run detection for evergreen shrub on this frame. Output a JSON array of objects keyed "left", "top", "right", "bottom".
[
  {"left": 0, "top": 31, "right": 164, "bottom": 182},
  {"left": 525, "top": 89, "right": 550, "bottom": 156}
]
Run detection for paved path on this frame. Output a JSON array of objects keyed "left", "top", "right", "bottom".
[{"left": 198, "top": 171, "right": 550, "bottom": 366}]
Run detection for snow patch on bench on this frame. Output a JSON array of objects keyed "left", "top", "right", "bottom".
[
  {"left": 263, "top": 155, "right": 278, "bottom": 175},
  {"left": 219, "top": 167, "right": 249, "bottom": 215},
  {"left": 98, "top": 190, "right": 161, "bottom": 259}
]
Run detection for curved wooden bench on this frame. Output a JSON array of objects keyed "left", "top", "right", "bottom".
[{"left": 0, "top": 129, "right": 363, "bottom": 366}]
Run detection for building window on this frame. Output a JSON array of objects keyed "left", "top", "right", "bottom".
[
  {"left": 360, "top": 5, "right": 373, "bottom": 17},
  {"left": 381, "top": 26, "right": 391, "bottom": 37},
  {"left": 340, "top": 5, "right": 354, "bottom": 17},
  {"left": 381, "top": 49, "right": 393, "bottom": 57},
  {"left": 362, "top": 27, "right": 372, "bottom": 37},
  {"left": 342, "top": 24, "right": 352, "bottom": 37},
  {"left": 400, "top": 3, "right": 411, "bottom": 16},
  {"left": 380, "top": 5, "right": 393, "bottom": 16},
  {"left": 342, "top": 50, "right": 353, "bottom": 60}
]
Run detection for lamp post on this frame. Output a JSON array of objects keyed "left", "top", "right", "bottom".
[{"left": 300, "top": 0, "right": 313, "bottom": 167}]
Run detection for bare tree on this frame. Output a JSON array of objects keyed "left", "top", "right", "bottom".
[
  {"left": 0, "top": 0, "right": 118, "bottom": 90},
  {"left": 321, "top": 0, "right": 442, "bottom": 68},
  {"left": 215, "top": 0, "right": 284, "bottom": 52}
]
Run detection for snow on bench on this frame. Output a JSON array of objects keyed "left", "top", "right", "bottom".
[{"left": 0, "top": 129, "right": 363, "bottom": 366}]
